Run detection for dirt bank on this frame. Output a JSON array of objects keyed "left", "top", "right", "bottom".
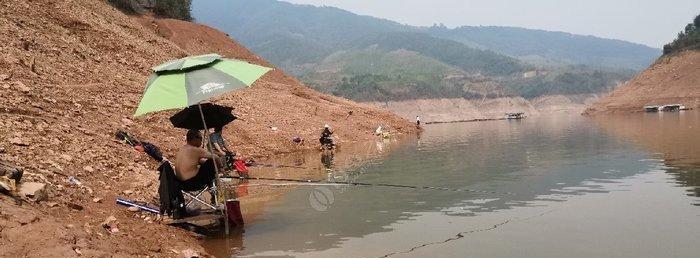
[
  {"left": 531, "top": 94, "right": 600, "bottom": 114},
  {"left": 368, "top": 95, "right": 597, "bottom": 123},
  {"left": 584, "top": 50, "right": 700, "bottom": 114},
  {"left": 0, "top": 0, "right": 415, "bottom": 257},
  {"left": 368, "top": 97, "right": 537, "bottom": 123}
]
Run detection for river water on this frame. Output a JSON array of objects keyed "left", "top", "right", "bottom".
[{"left": 205, "top": 112, "right": 700, "bottom": 258}]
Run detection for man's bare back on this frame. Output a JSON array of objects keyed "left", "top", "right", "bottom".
[{"left": 175, "top": 144, "right": 211, "bottom": 181}]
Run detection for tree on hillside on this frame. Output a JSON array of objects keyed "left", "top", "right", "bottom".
[
  {"left": 663, "top": 13, "right": 700, "bottom": 55},
  {"left": 153, "top": 0, "right": 193, "bottom": 21},
  {"left": 108, "top": 0, "right": 193, "bottom": 21},
  {"left": 108, "top": 0, "right": 138, "bottom": 13}
]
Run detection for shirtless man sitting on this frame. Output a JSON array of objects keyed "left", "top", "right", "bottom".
[{"left": 175, "top": 130, "right": 219, "bottom": 191}]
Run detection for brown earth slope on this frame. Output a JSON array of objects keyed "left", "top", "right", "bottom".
[
  {"left": 0, "top": 0, "right": 415, "bottom": 257},
  {"left": 584, "top": 50, "right": 700, "bottom": 114}
]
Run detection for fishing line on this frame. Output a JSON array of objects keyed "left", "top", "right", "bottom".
[{"left": 222, "top": 176, "right": 515, "bottom": 196}]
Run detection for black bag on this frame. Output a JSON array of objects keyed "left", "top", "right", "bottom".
[
  {"left": 0, "top": 162, "right": 23, "bottom": 185},
  {"left": 140, "top": 141, "right": 163, "bottom": 162}
]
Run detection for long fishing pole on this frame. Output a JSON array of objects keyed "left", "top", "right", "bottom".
[
  {"left": 223, "top": 176, "right": 514, "bottom": 196},
  {"left": 250, "top": 163, "right": 309, "bottom": 169}
]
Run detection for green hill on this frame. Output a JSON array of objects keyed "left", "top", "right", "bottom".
[
  {"left": 424, "top": 25, "right": 660, "bottom": 70},
  {"left": 190, "top": 0, "right": 523, "bottom": 76},
  {"left": 302, "top": 48, "right": 486, "bottom": 101},
  {"left": 352, "top": 32, "right": 525, "bottom": 76},
  {"left": 191, "top": 0, "right": 650, "bottom": 101},
  {"left": 503, "top": 66, "right": 636, "bottom": 99}
]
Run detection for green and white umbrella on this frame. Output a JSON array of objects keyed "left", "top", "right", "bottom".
[
  {"left": 132, "top": 54, "right": 272, "bottom": 229},
  {"left": 134, "top": 53, "right": 273, "bottom": 117}
]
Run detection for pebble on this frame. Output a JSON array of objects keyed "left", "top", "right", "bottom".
[
  {"left": 14, "top": 81, "right": 30, "bottom": 93},
  {"left": 67, "top": 203, "right": 84, "bottom": 211},
  {"left": 83, "top": 222, "right": 92, "bottom": 234},
  {"left": 181, "top": 249, "right": 200, "bottom": 258},
  {"left": 67, "top": 176, "right": 82, "bottom": 185},
  {"left": 18, "top": 213, "right": 39, "bottom": 225},
  {"left": 83, "top": 166, "right": 94, "bottom": 173},
  {"left": 127, "top": 206, "right": 140, "bottom": 212},
  {"left": 60, "top": 154, "right": 73, "bottom": 162},
  {"left": 20, "top": 182, "right": 48, "bottom": 202},
  {"left": 122, "top": 189, "right": 134, "bottom": 195},
  {"left": 9, "top": 137, "right": 29, "bottom": 146},
  {"left": 121, "top": 117, "right": 133, "bottom": 126},
  {"left": 92, "top": 197, "right": 102, "bottom": 203},
  {"left": 101, "top": 215, "right": 119, "bottom": 234}
]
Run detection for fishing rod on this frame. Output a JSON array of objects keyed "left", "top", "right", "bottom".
[
  {"left": 222, "top": 176, "right": 514, "bottom": 196},
  {"left": 250, "top": 163, "right": 309, "bottom": 169}
]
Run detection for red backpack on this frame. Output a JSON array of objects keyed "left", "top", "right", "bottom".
[{"left": 234, "top": 160, "right": 249, "bottom": 176}]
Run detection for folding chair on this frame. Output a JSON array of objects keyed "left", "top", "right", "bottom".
[
  {"left": 182, "top": 181, "right": 218, "bottom": 211},
  {"left": 158, "top": 160, "right": 221, "bottom": 218}
]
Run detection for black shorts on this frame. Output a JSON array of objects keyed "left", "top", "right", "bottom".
[{"left": 180, "top": 159, "right": 216, "bottom": 191}]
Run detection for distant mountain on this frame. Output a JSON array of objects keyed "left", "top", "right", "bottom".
[
  {"left": 191, "top": 0, "right": 410, "bottom": 71},
  {"left": 424, "top": 25, "right": 660, "bottom": 70},
  {"left": 352, "top": 31, "right": 525, "bottom": 76},
  {"left": 301, "top": 47, "right": 506, "bottom": 101},
  {"left": 191, "top": 0, "right": 524, "bottom": 74},
  {"left": 191, "top": 0, "right": 652, "bottom": 101}
]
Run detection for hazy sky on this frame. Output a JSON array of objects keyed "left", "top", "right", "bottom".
[{"left": 284, "top": 0, "right": 699, "bottom": 48}]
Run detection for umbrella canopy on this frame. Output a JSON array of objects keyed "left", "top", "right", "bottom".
[
  {"left": 134, "top": 54, "right": 273, "bottom": 117},
  {"left": 152, "top": 53, "right": 223, "bottom": 73},
  {"left": 170, "top": 103, "right": 237, "bottom": 130}
]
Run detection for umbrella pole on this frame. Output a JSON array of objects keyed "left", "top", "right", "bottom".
[{"left": 197, "top": 103, "right": 230, "bottom": 235}]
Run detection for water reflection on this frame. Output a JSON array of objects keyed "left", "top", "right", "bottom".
[
  {"left": 320, "top": 151, "right": 334, "bottom": 170},
  {"left": 205, "top": 113, "right": 700, "bottom": 257},
  {"left": 592, "top": 111, "right": 700, "bottom": 200}
]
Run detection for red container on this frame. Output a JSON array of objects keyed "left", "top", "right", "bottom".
[{"left": 226, "top": 199, "right": 244, "bottom": 226}]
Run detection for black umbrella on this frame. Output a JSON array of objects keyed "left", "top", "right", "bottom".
[{"left": 169, "top": 103, "right": 237, "bottom": 130}]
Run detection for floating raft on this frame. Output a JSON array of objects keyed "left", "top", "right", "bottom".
[
  {"left": 644, "top": 104, "right": 689, "bottom": 112},
  {"left": 505, "top": 112, "right": 525, "bottom": 119}
]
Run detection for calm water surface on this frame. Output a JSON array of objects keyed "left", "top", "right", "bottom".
[{"left": 206, "top": 112, "right": 700, "bottom": 258}]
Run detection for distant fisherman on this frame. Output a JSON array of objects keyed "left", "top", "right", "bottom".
[
  {"left": 319, "top": 124, "right": 335, "bottom": 149},
  {"left": 210, "top": 126, "right": 236, "bottom": 171},
  {"left": 210, "top": 126, "right": 232, "bottom": 157},
  {"left": 416, "top": 116, "right": 421, "bottom": 126}
]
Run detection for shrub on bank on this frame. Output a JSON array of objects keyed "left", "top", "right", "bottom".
[{"left": 107, "top": 0, "right": 193, "bottom": 21}]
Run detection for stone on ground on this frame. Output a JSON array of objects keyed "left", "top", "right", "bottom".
[{"left": 19, "top": 182, "right": 47, "bottom": 201}]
